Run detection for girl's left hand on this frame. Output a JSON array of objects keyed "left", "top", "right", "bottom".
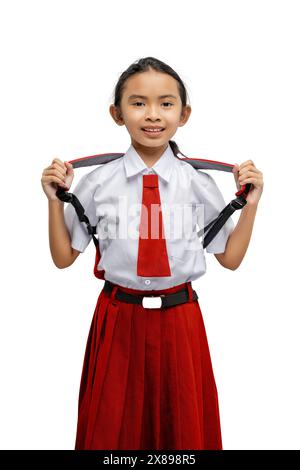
[{"left": 232, "top": 159, "right": 264, "bottom": 206}]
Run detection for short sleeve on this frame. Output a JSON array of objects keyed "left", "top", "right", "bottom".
[
  {"left": 64, "top": 173, "right": 98, "bottom": 253},
  {"left": 196, "top": 172, "right": 235, "bottom": 254}
]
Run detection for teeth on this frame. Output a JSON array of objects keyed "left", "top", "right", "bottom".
[{"left": 143, "top": 128, "right": 163, "bottom": 132}]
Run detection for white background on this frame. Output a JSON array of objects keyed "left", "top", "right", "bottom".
[{"left": 0, "top": 0, "right": 299, "bottom": 450}]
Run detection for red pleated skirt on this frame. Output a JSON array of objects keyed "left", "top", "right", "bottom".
[{"left": 74, "top": 281, "right": 222, "bottom": 450}]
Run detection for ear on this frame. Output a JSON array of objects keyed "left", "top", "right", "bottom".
[
  {"left": 178, "top": 105, "right": 192, "bottom": 127},
  {"left": 109, "top": 104, "right": 124, "bottom": 126}
]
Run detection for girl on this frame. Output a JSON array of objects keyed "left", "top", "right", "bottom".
[{"left": 41, "top": 57, "right": 263, "bottom": 450}]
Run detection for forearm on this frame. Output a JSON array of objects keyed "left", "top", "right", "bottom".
[
  {"left": 222, "top": 202, "right": 258, "bottom": 270},
  {"left": 48, "top": 200, "right": 74, "bottom": 268}
]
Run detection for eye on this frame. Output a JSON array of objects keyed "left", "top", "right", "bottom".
[{"left": 132, "top": 101, "right": 174, "bottom": 107}]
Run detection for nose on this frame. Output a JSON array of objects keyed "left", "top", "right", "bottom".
[{"left": 145, "top": 104, "right": 161, "bottom": 121}]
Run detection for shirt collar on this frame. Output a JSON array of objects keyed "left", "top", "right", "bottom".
[{"left": 123, "top": 143, "right": 175, "bottom": 183}]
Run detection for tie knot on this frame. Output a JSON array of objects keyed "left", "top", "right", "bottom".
[{"left": 143, "top": 174, "right": 158, "bottom": 188}]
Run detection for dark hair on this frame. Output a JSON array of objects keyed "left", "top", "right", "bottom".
[{"left": 112, "top": 57, "right": 189, "bottom": 158}]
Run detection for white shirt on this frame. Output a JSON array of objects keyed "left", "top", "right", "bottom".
[{"left": 64, "top": 143, "right": 235, "bottom": 290}]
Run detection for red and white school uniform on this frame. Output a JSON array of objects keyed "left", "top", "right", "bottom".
[{"left": 64, "top": 143, "right": 234, "bottom": 450}]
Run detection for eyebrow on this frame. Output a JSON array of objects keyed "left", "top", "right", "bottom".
[{"left": 127, "top": 94, "right": 177, "bottom": 100}]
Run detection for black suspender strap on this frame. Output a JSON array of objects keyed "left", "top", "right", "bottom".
[
  {"left": 199, "top": 193, "right": 248, "bottom": 249},
  {"left": 56, "top": 187, "right": 98, "bottom": 248}
]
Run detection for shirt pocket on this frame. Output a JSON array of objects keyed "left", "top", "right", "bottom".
[
  {"left": 98, "top": 209, "right": 120, "bottom": 240},
  {"left": 167, "top": 202, "right": 202, "bottom": 262}
]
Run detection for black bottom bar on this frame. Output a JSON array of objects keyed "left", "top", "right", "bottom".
[{"left": 0, "top": 450, "right": 299, "bottom": 466}]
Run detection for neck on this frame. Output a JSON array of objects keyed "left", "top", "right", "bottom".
[{"left": 131, "top": 141, "right": 169, "bottom": 168}]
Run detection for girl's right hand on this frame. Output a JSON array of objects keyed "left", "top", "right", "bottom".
[{"left": 41, "top": 158, "right": 74, "bottom": 202}]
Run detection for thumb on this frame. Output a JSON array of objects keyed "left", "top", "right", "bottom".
[
  {"left": 233, "top": 163, "right": 240, "bottom": 189},
  {"left": 64, "top": 161, "right": 74, "bottom": 175}
]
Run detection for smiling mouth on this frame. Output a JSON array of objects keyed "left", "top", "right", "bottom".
[{"left": 142, "top": 127, "right": 165, "bottom": 135}]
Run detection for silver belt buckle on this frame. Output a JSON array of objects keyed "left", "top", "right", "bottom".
[{"left": 142, "top": 295, "right": 163, "bottom": 309}]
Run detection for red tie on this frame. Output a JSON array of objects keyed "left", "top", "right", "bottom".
[{"left": 137, "top": 174, "right": 171, "bottom": 277}]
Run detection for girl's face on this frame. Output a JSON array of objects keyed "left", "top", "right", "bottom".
[{"left": 110, "top": 68, "right": 191, "bottom": 152}]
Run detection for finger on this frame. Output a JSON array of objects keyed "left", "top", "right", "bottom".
[
  {"left": 52, "top": 158, "right": 64, "bottom": 166},
  {"left": 64, "top": 161, "right": 74, "bottom": 174},
  {"left": 239, "top": 170, "right": 259, "bottom": 180},
  {"left": 239, "top": 159, "right": 255, "bottom": 166},
  {"left": 233, "top": 167, "right": 241, "bottom": 189},
  {"left": 51, "top": 161, "right": 67, "bottom": 175},
  {"left": 44, "top": 166, "right": 65, "bottom": 176},
  {"left": 44, "top": 168, "right": 66, "bottom": 180},
  {"left": 42, "top": 175, "right": 68, "bottom": 187},
  {"left": 42, "top": 171, "right": 67, "bottom": 185},
  {"left": 240, "top": 167, "right": 261, "bottom": 175},
  {"left": 51, "top": 161, "right": 67, "bottom": 177},
  {"left": 239, "top": 164, "right": 260, "bottom": 173},
  {"left": 239, "top": 176, "right": 262, "bottom": 185},
  {"left": 234, "top": 171, "right": 240, "bottom": 185},
  {"left": 239, "top": 165, "right": 256, "bottom": 174}
]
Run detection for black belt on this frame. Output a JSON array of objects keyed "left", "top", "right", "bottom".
[{"left": 103, "top": 280, "right": 198, "bottom": 309}]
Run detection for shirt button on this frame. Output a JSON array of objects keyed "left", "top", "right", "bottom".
[{"left": 145, "top": 279, "right": 151, "bottom": 285}]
